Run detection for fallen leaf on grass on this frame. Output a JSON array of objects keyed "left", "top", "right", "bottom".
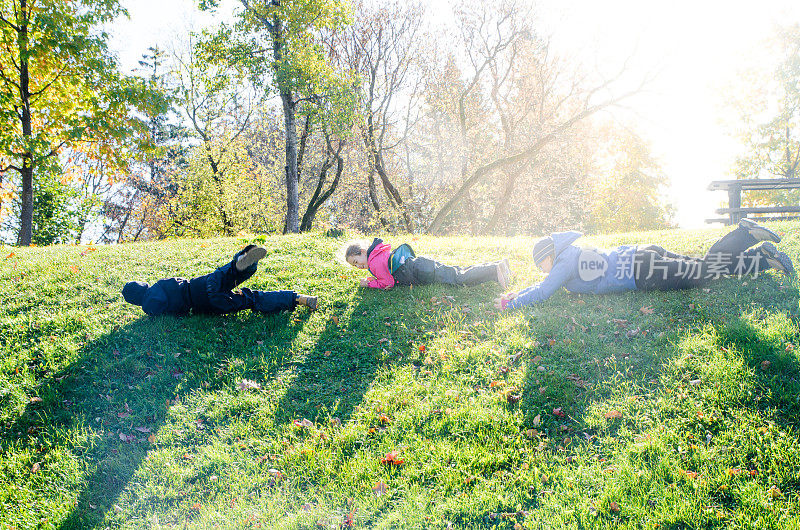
[
  {"left": 553, "top": 407, "right": 565, "bottom": 418},
  {"left": 609, "top": 501, "right": 620, "bottom": 513},
  {"left": 192, "top": 502, "right": 202, "bottom": 511},
  {"left": 639, "top": 306, "right": 654, "bottom": 315},
  {"left": 331, "top": 315, "right": 339, "bottom": 325},
  {"left": 489, "top": 380, "right": 505, "bottom": 388},
  {"left": 381, "top": 450, "right": 404, "bottom": 466},
  {"left": 604, "top": 410, "right": 623, "bottom": 420},
  {"left": 147, "top": 434, "right": 156, "bottom": 443},
  {"left": 237, "top": 379, "right": 262, "bottom": 391},
  {"left": 689, "top": 379, "right": 701, "bottom": 387},
  {"left": 30, "top": 397, "right": 43, "bottom": 404},
  {"left": 31, "top": 462, "right": 40, "bottom": 473},
  {"left": 69, "top": 265, "right": 79, "bottom": 274},
  {"left": 378, "top": 413, "right": 391, "bottom": 423},
  {"left": 134, "top": 426, "right": 151, "bottom": 433},
  {"left": 761, "top": 360, "right": 772, "bottom": 370},
  {"left": 532, "top": 414, "right": 541, "bottom": 426},
  {"left": 768, "top": 486, "right": 782, "bottom": 499},
  {"left": 506, "top": 393, "right": 521, "bottom": 404},
  {"left": 293, "top": 418, "right": 314, "bottom": 429},
  {"left": 372, "top": 481, "right": 388, "bottom": 496},
  {"left": 5, "top": 252, "right": 15, "bottom": 259}
]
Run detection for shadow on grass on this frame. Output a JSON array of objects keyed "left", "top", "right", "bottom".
[
  {"left": 3, "top": 306, "right": 309, "bottom": 529},
  {"left": 271, "top": 286, "right": 434, "bottom": 426}
]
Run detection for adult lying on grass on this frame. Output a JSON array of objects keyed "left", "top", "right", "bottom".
[
  {"left": 122, "top": 245, "right": 317, "bottom": 316},
  {"left": 495, "top": 219, "right": 794, "bottom": 310},
  {"left": 344, "top": 237, "right": 511, "bottom": 290}
]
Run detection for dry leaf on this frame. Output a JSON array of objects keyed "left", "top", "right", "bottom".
[
  {"left": 381, "top": 450, "right": 404, "bottom": 466},
  {"left": 31, "top": 462, "right": 40, "bottom": 473},
  {"left": 30, "top": 397, "right": 43, "bottom": 404},
  {"left": 331, "top": 315, "right": 339, "bottom": 325},
  {"left": 237, "top": 379, "right": 262, "bottom": 391},
  {"left": 372, "top": 481, "right": 388, "bottom": 496},
  {"left": 293, "top": 418, "right": 314, "bottom": 429},
  {"left": 761, "top": 360, "right": 771, "bottom": 370},
  {"left": 639, "top": 306, "right": 654, "bottom": 315},
  {"left": 506, "top": 393, "right": 521, "bottom": 404},
  {"left": 330, "top": 417, "right": 342, "bottom": 428},
  {"left": 604, "top": 410, "right": 623, "bottom": 420},
  {"left": 532, "top": 414, "right": 541, "bottom": 426},
  {"left": 134, "top": 426, "right": 151, "bottom": 433},
  {"left": 553, "top": 407, "right": 565, "bottom": 418},
  {"left": 147, "top": 433, "right": 156, "bottom": 443},
  {"left": 609, "top": 501, "right": 620, "bottom": 513}
]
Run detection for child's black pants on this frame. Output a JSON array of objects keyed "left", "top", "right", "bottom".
[{"left": 392, "top": 257, "right": 498, "bottom": 286}]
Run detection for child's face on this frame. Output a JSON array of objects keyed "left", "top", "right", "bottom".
[
  {"left": 347, "top": 249, "right": 368, "bottom": 269},
  {"left": 539, "top": 255, "right": 554, "bottom": 273}
]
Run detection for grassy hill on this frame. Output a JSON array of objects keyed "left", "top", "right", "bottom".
[{"left": 1, "top": 224, "right": 800, "bottom": 529}]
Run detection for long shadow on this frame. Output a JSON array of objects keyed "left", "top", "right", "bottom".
[
  {"left": 712, "top": 316, "right": 800, "bottom": 433},
  {"left": 271, "top": 284, "right": 433, "bottom": 427},
  {"left": 3, "top": 308, "right": 307, "bottom": 529}
]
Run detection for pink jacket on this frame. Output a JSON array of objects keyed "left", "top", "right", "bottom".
[{"left": 366, "top": 242, "right": 395, "bottom": 289}]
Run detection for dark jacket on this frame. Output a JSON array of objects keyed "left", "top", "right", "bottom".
[{"left": 138, "top": 276, "right": 213, "bottom": 316}]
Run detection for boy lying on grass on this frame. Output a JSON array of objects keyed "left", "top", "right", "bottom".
[
  {"left": 495, "top": 219, "right": 794, "bottom": 310},
  {"left": 122, "top": 245, "right": 317, "bottom": 316},
  {"left": 344, "top": 238, "right": 511, "bottom": 290}
]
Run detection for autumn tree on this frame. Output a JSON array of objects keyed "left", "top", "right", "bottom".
[
  {"left": 425, "top": 0, "right": 648, "bottom": 235},
  {"left": 728, "top": 24, "right": 800, "bottom": 208},
  {"left": 584, "top": 123, "right": 674, "bottom": 233},
  {"left": 333, "top": 0, "right": 428, "bottom": 232},
  {"left": 199, "top": 0, "right": 351, "bottom": 233},
  {"left": 0, "top": 0, "right": 157, "bottom": 245}
]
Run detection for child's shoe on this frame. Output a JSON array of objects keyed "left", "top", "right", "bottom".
[
  {"left": 236, "top": 246, "right": 267, "bottom": 271},
  {"left": 760, "top": 242, "right": 795, "bottom": 275},
  {"left": 297, "top": 294, "right": 318, "bottom": 310},
  {"left": 497, "top": 259, "right": 511, "bottom": 290},
  {"left": 740, "top": 218, "right": 781, "bottom": 243}
]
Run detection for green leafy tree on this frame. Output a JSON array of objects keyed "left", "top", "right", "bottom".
[
  {"left": 730, "top": 24, "right": 800, "bottom": 208},
  {"left": 200, "top": 0, "right": 352, "bottom": 233},
  {"left": 585, "top": 124, "right": 674, "bottom": 233},
  {"left": 0, "top": 0, "right": 158, "bottom": 245}
]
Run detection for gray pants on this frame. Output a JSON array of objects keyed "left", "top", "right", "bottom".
[{"left": 391, "top": 257, "right": 499, "bottom": 287}]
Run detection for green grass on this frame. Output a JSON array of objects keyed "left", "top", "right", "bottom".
[{"left": 1, "top": 224, "right": 800, "bottom": 528}]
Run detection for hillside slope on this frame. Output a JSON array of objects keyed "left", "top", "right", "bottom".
[{"left": 1, "top": 225, "right": 799, "bottom": 528}]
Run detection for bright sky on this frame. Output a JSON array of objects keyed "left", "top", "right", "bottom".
[{"left": 109, "top": 0, "right": 800, "bottom": 228}]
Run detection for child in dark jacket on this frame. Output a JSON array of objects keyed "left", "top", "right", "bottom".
[
  {"left": 122, "top": 245, "right": 317, "bottom": 316},
  {"left": 344, "top": 238, "right": 511, "bottom": 289},
  {"left": 496, "top": 219, "right": 794, "bottom": 310}
]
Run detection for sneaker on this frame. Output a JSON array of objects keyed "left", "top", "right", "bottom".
[
  {"left": 760, "top": 242, "right": 795, "bottom": 275},
  {"left": 739, "top": 218, "right": 781, "bottom": 243},
  {"left": 235, "top": 246, "right": 267, "bottom": 271},
  {"left": 497, "top": 259, "right": 511, "bottom": 290}
]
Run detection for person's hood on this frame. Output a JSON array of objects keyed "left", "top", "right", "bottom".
[
  {"left": 122, "top": 281, "right": 149, "bottom": 306},
  {"left": 551, "top": 230, "right": 583, "bottom": 258}
]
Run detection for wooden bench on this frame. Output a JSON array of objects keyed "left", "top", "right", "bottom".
[{"left": 706, "top": 178, "right": 800, "bottom": 225}]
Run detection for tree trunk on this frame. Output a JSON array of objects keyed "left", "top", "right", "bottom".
[
  {"left": 367, "top": 168, "right": 389, "bottom": 228},
  {"left": 300, "top": 151, "right": 344, "bottom": 231},
  {"left": 271, "top": 15, "right": 299, "bottom": 234},
  {"left": 282, "top": 93, "right": 299, "bottom": 233},
  {"left": 16, "top": 0, "right": 33, "bottom": 246},
  {"left": 484, "top": 165, "right": 519, "bottom": 234},
  {"left": 17, "top": 165, "right": 33, "bottom": 246}
]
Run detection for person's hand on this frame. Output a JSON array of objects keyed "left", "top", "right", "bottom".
[
  {"left": 359, "top": 278, "right": 370, "bottom": 287},
  {"left": 493, "top": 291, "right": 517, "bottom": 310}
]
